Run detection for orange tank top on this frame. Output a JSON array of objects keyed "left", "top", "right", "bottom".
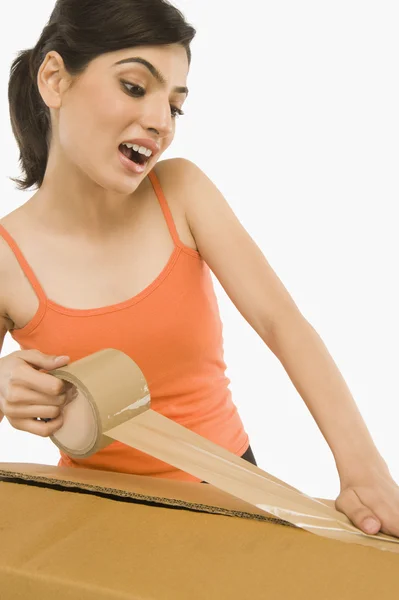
[{"left": 0, "top": 170, "right": 249, "bottom": 482}]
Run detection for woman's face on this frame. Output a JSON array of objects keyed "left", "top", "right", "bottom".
[{"left": 40, "top": 44, "right": 189, "bottom": 193}]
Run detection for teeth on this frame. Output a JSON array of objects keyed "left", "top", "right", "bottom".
[{"left": 122, "top": 142, "right": 153, "bottom": 157}]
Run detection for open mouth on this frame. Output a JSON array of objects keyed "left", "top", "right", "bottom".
[{"left": 118, "top": 143, "right": 151, "bottom": 166}]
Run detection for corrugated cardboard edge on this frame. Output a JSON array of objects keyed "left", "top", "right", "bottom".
[{"left": 0, "top": 463, "right": 297, "bottom": 527}]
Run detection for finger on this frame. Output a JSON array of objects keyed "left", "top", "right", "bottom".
[
  {"left": 6, "top": 404, "right": 62, "bottom": 420},
  {"left": 10, "top": 414, "right": 65, "bottom": 437},
  {"left": 10, "top": 364, "right": 69, "bottom": 396},
  {"left": 7, "top": 385, "right": 71, "bottom": 407},
  {"left": 336, "top": 488, "right": 381, "bottom": 534},
  {"left": 17, "top": 350, "right": 70, "bottom": 371}
]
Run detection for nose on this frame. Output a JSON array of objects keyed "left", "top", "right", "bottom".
[{"left": 141, "top": 96, "right": 174, "bottom": 139}]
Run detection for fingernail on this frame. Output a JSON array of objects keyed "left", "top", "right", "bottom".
[
  {"left": 364, "top": 518, "right": 380, "bottom": 533},
  {"left": 56, "top": 356, "right": 70, "bottom": 362}
]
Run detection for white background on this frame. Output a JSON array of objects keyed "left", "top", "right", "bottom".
[{"left": 0, "top": 1, "right": 398, "bottom": 500}]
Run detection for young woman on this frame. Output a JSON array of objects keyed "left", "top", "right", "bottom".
[{"left": 0, "top": 0, "right": 398, "bottom": 537}]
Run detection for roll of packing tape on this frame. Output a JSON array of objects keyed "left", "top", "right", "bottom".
[{"left": 49, "top": 349, "right": 150, "bottom": 458}]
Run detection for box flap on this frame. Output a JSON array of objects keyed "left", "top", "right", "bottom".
[{"left": 0, "top": 462, "right": 293, "bottom": 526}]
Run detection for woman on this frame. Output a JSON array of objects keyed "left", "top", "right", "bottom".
[{"left": 0, "top": 0, "right": 398, "bottom": 537}]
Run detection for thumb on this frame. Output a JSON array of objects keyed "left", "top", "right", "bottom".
[
  {"left": 361, "top": 516, "right": 381, "bottom": 535},
  {"left": 17, "top": 350, "right": 70, "bottom": 371},
  {"left": 336, "top": 488, "right": 381, "bottom": 534}
]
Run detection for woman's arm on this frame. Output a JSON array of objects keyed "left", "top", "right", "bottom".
[
  {"left": 265, "top": 312, "right": 388, "bottom": 479},
  {"left": 164, "top": 157, "right": 399, "bottom": 537},
  {"left": 163, "top": 157, "right": 386, "bottom": 473}
]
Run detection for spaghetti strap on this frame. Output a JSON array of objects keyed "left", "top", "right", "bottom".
[
  {"left": 148, "top": 169, "right": 182, "bottom": 248},
  {"left": 0, "top": 224, "right": 47, "bottom": 303}
]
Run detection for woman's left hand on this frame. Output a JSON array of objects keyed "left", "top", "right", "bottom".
[{"left": 335, "top": 465, "right": 399, "bottom": 538}]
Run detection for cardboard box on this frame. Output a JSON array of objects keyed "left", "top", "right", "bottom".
[{"left": 1, "top": 463, "right": 399, "bottom": 599}]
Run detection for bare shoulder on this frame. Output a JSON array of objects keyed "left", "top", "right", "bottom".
[
  {"left": 153, "top": 157, "right": 233, "bottom": 242},
  {"left": 152, "top": 158, "right": 205, "bottom": 251},
  {"left": 154, "top": 157, "right": 208, "bottom": 204}
]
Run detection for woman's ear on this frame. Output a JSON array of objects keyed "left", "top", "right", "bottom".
[{"left": 37, "top": 51, "right": 71, "bottom": 110}]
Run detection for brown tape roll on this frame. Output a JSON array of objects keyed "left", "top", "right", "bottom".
[
  {"left": 49, "top": 349, "right": 150, "bottom": 458},
  {"left": 49, "top": 349, "right": 399, "bottom": 553}
]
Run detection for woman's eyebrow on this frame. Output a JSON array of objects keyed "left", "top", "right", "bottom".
[{"left": 113, "top": 56, "right": 189, "bottom": 96}]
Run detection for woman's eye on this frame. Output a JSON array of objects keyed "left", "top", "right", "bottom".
[
  {"left": 171, "top": 106, "right": 184, "bottom": 119},
  {"left": 122, "top": 81, "right": 145, "bottom": 97},
  {"left": 121, "top": 81, "right": 185, "bottom": 119}
]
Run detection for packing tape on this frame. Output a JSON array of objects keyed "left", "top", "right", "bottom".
[{"left": 49, "top": 348, "right": 399, "bottom": 553}]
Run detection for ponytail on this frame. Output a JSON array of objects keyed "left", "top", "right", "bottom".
[{"left": 8, "top": 46, "right": 51, "bottom": 190}]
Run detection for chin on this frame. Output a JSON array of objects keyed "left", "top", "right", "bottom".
[
  {"left": 84, "top": 162, "right": 146, "bottom": 195},
  {"left": 107, "top": 176, "right": 144, "bottom": 196}
]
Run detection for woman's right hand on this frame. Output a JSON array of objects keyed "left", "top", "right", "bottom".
[{"left": 0, "top": 350, "right": 75, "bottom": 437}]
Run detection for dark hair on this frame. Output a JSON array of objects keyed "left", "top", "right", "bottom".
[{"left": 8, "top": 0, "right": 196, "bottom": 191}]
